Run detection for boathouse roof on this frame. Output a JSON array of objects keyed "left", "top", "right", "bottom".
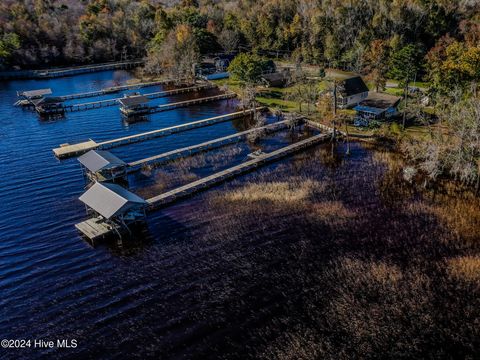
[
  {"left": 20, "top": 88, "right": 52, "bottom": 98},
  {"left": 118, "top": 95, "right": 149, "bottom": 107},
  {"left": 79, "top": 182, "right": 147, "bottom": 219},
  {"left": 78, "top": 150, "right": 126, "bottom": 173},
  {"left": 31, "top": 96, "right": 64, "bottom": 106}
]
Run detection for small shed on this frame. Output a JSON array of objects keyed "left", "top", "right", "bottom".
[
  {"left": 354, "top": 92, "right": 401, "bottom": 126},
  {"left": 78, "top": 150, "right": 127, "bottom": 182},
  {"left": 118, "top": 94, "right": 149, "bottom": 116},
  {"left": 261, "top": 70, "right": 290, "bottom": 88},
  {"left": 79, "top": 182, "right": 147, "bottom": 223}
]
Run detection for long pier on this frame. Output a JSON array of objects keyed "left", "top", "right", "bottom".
[
  {"left": 62, "top": 84, "right": 216, "bottom": 112},
  {"left": 1, "top": 60, "right": 143, "bottom": 80},
  {"left": 59, "top": 79, "right": 186, "bottom": 101},
  {"left": 120, "top": 93, "right": 236, "bottom": 117},
  {"left": 53, "top": 109, "right": 262, "bottom": 159},
  {"left": 127, "top": 118, "right": 299, "bottom": 170},
  {"left": 75, "top": 131, "right": 329, "bottom": 241},
  {"left": 147, "top": 132, "right": 329, "bottom": 207}
]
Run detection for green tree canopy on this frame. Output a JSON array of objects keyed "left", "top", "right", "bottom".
[
  {"left": 389, "top": 44, "right": 422, "bottom": 88},
  {"left": 228, "top": 53, "right": 271, "bottom": 85}
]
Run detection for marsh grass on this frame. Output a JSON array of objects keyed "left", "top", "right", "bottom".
[{"left": 169, "top": 142, "right": 480, "bottom": 359}]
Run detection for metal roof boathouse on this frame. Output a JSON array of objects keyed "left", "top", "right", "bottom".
[
  {"left": 118, "top": 94, "right": 150, "bottom": 117},
  {"left": 78, "top": 150, "right": 127, "bottom": 183},
  {"left": 76, "top": 182, "right": 147, "bottom": 242}
]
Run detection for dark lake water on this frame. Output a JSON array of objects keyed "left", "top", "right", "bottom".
[
  {"left": 0, "top": 70, "right": 322, "bottom": 359},
  {"left": 1, "top": 70, "right": 478, "bottom": 360}
]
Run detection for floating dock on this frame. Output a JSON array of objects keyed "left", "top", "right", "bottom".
[
  {"left": 62, "top": 84, "right": 216, "bottom": 112},
  {"left": 120, "top": 93, "right": 236, "bottom": 117},
  {"left": 53, "top": 109, "right": 262, "bottom": 159}
]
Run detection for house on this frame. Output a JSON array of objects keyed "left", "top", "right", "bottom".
[
  {"left": 353, "top": 92, "right": 401, "bottom": 126},
  {"left": 261, "top": 69, "right": 291, "bottom": 88},
  {"left": 335, "top": 76, "right": 369, "bottom": 109},
  {"left": 78, "top": 150, "right": 127, "bottom": 183}
]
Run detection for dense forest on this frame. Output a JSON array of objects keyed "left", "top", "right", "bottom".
[{"left": 1, "top": 0, "right": 479, "bottom": 77}]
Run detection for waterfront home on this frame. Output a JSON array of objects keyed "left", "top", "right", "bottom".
[
  {"left": 353, "top": 92, "right": 401, "bottom": 126},
  {"left": 335, "top": 75, "right": 369, "bottom": 109}
]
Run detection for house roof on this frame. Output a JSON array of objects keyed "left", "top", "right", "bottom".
[
  {"left": 359, "top": 92, "right": 401, "bottom": 109},
  {"left": 79, "top": 182, "right": 147, "bottom": 219},
  {"left": 78, "top": 150, "right": 126, "bottom": 173},
  {"left": 21, "top": 88, "right": 52, "bottom": 98},
  {"left": 118, "top": 95, "right": 149, "bottom": 107},
  {"left": 337, "top": 76, "right": 369, "bottom": 97}
]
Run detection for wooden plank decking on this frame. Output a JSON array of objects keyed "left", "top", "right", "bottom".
[
  {"left": 62, "top": 83, "right": 216, "bottom": 112},
  {"left": 53, "top": 109, "right": 261, "bottom": 159},
  {"left": 59, "top": 78, "right": 190, "bottom": 101},
  {"left": 146, "top": 132, "right": 329, "bottom": 208},
  {"left": 75, "top": 131, "right": 329, "bottom": 240},
  {"left": 127, "top": 118, "right": 301, "bottom": 170},
  {"left": 75, "top": 217, "right": 118, "bottom": 241},
  {"left": 120, "top": 93, "right": 237, "bottom": 116}
]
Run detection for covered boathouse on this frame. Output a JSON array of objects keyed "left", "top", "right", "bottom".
[
  {"left": 76, "top": 182, "right": 147, "bottom": 242},
  {"left": 353, "top": 92, "right": 401, "bottom": 126},
  {"left": 31, "top": 96, "right": 65, "bottom": 116},
  {"left": 78, "top": 150, "right": 127, "bottom": 183},
  {"left": 118, "top": 94, "right": 150, "bottom": 117}
]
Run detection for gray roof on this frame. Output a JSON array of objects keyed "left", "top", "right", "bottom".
[
  {"left": 118, "top": 95, "right": 149, "bottom": 107},
  {"left": 21, "top": 88, "right": 52, "bottom": 98},
  {"left": 337, "top": 76, "right": 369, "bottom": 97},
  {"left": 79, "top": 182, "right": 147, "bottom": 219},
  {"left": 31, "top": 96, "right": 64, "bottom": 106},
  {"left": 78, "top": 150, "right": 126, "bottom": 173},
  {"left": 360, "top": 92, "right": 401, "bottom": 109}
]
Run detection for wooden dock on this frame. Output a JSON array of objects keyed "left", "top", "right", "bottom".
[
  {"left": 146, "top": 132, "right": 330, "bottom": 208},
  {"left": 75, "top": 217, "right": 119, "bottom": 241},
  {"left": 58, "top": 78, "right": 190, "bottom": 101},
  {"left": 120, "top": 93, "right": 237, "bottom": 117},
  {"left": 53, "top": 109, "right": 262, "bottom": 159},
  {"left": 127, "top": 118, "right": 300, "bottom": 170},
  {"left": 1, "top": 60, "right": 143, "bottom": 80},
  {"left": 75, "top": 130, "right": 329, "bottom": 241},
  {"left": 62, "top": 83, "right": 216, "bottom": 112}
]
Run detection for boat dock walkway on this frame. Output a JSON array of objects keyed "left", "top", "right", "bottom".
[
  {"left": 53, "top": 108, "right": 262, "bottom": 159},
  {"left": 75, "top": 130, "right": 329, "bottom": 240},
  {"left": 2, "top": 60, "right": 143, "bottom": 80},
  {"left": 120, "top": 93, "right": 236, "bottom": 117},
  {"left": 59, "top": 79, "right": 186, "bottom": 101},
  {"left": 62, "top": 83, "right": 216, "bottom": 112},
  {"left": 146, "top": 132, "right": 330, "bottom": 208},
  {"left": 127, "top": 118, "right": 300, "bottom": 170}
]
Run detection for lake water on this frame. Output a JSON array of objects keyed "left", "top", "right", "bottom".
[{"left": 1, "top": 70, "right": 478, "bottom": 359}]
